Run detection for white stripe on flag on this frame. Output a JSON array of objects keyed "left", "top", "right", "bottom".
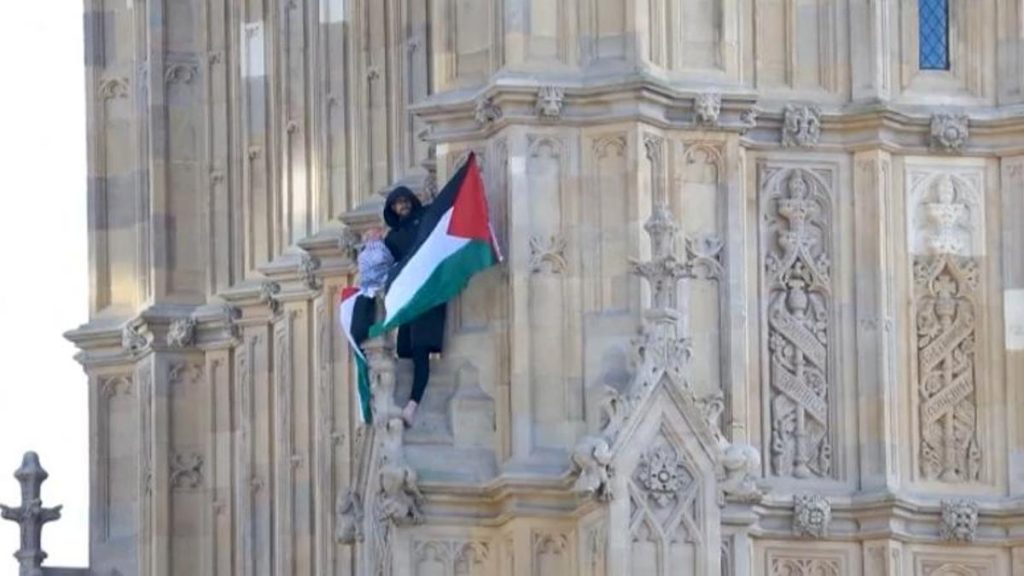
[
  {"left": 339, "top": 291, "right": 366, "bottom": 362},
  {"left": 383, "top": 209, "right": 470, "bottom": 323}
]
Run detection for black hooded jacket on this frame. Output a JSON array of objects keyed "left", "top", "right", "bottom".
[
  {"left": 382, "top": 186, "right": 446, "bottom": 357},
  {"left": 383, "top": 186, "right": 424, "bottom": 262}
]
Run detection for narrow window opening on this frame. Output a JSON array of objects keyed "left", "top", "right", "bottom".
[{"left": 919, "top": 0, "right": 950, "bottom": 70}]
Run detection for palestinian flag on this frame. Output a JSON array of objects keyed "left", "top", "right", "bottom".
[
  {"left": 338, "top": 287, "right": 373, "bottom": 423},
  {"left": 371, "top": 152, "right": 500, "bottom": 335}
]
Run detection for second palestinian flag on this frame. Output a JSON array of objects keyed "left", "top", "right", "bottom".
[
  {"left": 372, "top": 152, "right": 499, "bottom": 335},
  {"left": 339, "top": 287, "right": 374, "bottom": 423}
]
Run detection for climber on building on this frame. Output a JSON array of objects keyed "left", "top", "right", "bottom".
[{"left": 382, "top": 186, "right": 448, "bottom": 428}]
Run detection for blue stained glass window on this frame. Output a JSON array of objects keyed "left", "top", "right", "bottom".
[{"left": 919, "top": 0, "right": 950, "bottom": 70}]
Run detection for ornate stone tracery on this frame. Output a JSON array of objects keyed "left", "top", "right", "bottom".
[{"left": 762, "top": 168, "right": 835, "bottom": 479}]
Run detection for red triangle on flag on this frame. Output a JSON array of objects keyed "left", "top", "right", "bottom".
[
  {"left": 447, "top": 154, "right": 492, "bottom": 242},
  {"left": 340, "top": 286, "right": 360, "bottom": 301}
]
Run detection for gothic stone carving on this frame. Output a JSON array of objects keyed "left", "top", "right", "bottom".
[
  {"left": 412, "top": 539, "right": 491, "bottom": 575},
  {"left": 930, "top": 113, "right": 970, "bottom": 153},
  {"left": 914, "top": 255, "right": 981, "bottom": 482},
  {"left": 169, "top": 452, "right": 203, "bottom": 490},
  {"left": 536, "top": 86, "right": 564, "bottom": 118},
  {"left": 121, "top": 323, "right": 149, "bottom": 355},
  {"left": 474, "top": 97, "right": 502, "bottom": 127},
  {"left": 698, "top": 393, "right": 763, "bottom": 502},
  {"left": 740, "top": 106, "right": 759, "bottom": 134},
  {"left": 164, "top": 62, "right": 198, "bottom": 85},
  {"left": 909, "top": 170, "right": 984, "bottom": 483},
  {"left": 763, "top": 169, "right": 834, "bottom": 479},
  {"left": 940, "top": 499, "right": 979, "bottom": 542},
  {"left": 685, "top": 233, "right": 725, "bottom": 280},
  {"left": 98, "top": 77, "right": 130, "bottom": 100},
  {"left": 299, "top": 254, "right": 322, "bottom": 290},
  {"left": 914, "top": 174, "right": 978, "bottom": 255},
  {"left": 334, "top": 489, "right": 364, "bottom": 544},
  {"left": 260, "top": 281, "right": 282, "bottom": 314},
  {"left": 529, "top": 234, "right": 568, "bottom": 274},
  {"left": 376, "top": 420, "right": 424, "bottom": 525},
  {"left": 99, "top": 375, "right": 133, "bottom": 398},
  {"left": 166, "top": 317, "right": 197, "bottom": 348},
  {"left": 695, "top": 93, "right": 722, "bottom": 127},
  {"left": 634, "top": 444, "right": 690, "bottom": 508},
  {"left": 628, "top": 434, "right": 705, "bottom": 572},
  {"left": 570, "top": 435, "right": 613, "bottom": 501},
  {"left": 769, "top": 556, "right": 841, "bottom": 576},
  {"left": 792, "top": 494, "right": 831, "bottom": 538},
  {"left": 0, "top": 452, "right": 62, "bottom": 576},
  {"left": 781, "top": 105, "right": 822, "bottom": 148}
]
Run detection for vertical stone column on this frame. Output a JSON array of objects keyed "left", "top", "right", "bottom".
[
  {"left": 1002, "top": 156, "right": 1024, "bottom": 496},
  {"left": 853, "top": 150, "right": 900, "bottom": 490},
  {"left": 862, "top": 539, "right": 904, "bottom": 576},
  {"left": 850, "top": 0, "right": 893, "bottom": 102}
]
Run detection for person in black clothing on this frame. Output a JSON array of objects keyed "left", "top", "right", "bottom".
[{"left": 382, "top": 186, "right": 447, "bottom": 427}]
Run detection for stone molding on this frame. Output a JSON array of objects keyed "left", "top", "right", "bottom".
[{"left": 411, "top": 79, "right": 1024, "bottom": 154}]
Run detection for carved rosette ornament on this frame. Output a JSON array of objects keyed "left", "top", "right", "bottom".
[
  {"left": 694, "top": 92, "right": 722, "bottom": 127},
  {"left": 939, "top": 499, "right": 979, "bottom": 542},
  {"left": 781, "top": 104, "right": 822, "bottom": 148},
  {"left": 930, "top": 113, "right": 969, "bottom": 153},
  {"left": 535, "top": 86, "right": 565, "bottom": 118},
  {"left": 634, "top": 445, "right": 690, "bottom": 508},
  {"left": 792, "top": 494, "right": 831, "bottom": 538},
  {"left": 912, "top": 174, "right": 982, "bottom": 483},
  {"left": 570, "top": 204, "right": 705, "bottom": 503},
  {"left": 764, "top": 170, "right": 834, "bottom": 479}
]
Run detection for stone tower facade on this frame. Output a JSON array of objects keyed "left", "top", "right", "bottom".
[{"left": 66, "top": 0, "right": 1024, "bottom": 575}]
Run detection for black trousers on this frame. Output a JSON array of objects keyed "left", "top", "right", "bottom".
[
  {"left": 354, "top": 295, "right": 431, "bottom": 404},
  {"left": 410, "top": 348, "right": 430, "bottom": 404}
]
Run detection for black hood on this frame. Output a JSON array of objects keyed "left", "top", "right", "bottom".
[{"left": 383, "top": 186, "right": 423, "bottom": 228}]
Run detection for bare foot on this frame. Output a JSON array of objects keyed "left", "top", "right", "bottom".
[{"left": 401, "top": 400, "right": 418, "bottom": 428}]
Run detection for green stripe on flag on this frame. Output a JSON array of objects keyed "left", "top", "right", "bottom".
[
  {"left": 356, "top": 356, "right": 372, "bottom": 424},
  {"left": 370, "top": 239, "right": 494, "bottom": 337}
]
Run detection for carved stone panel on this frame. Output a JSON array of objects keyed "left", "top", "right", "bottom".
[
  {"left": 526, "top": 135, "right": 578, "bottom": 449},
  {"left": 906, "top": 164, "right": 987, "bottom": 483},
  {"left": 531, "top": 532, "right": 570, "bottom": 576},
  {"left": 627, "top": 430, "right": 707, "bottom": 575},
  {"left": 913, "top": 255, "right": 982, "bottom": 482},
  {"left": 411, "top": 539, "right": 493, "bottom": 576},
  {"left": 761, "top": 544, "right": 858, "bottom": 576},
  {"left": 675, "top": 142, "right": 726, "bottom": 398},
  {"left": 759, "top": 165, "right": 837, "bottom": 479}
]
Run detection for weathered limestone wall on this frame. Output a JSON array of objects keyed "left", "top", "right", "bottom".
[{"left": 70, "top": 0, "right": 1024, "bottom": 575}]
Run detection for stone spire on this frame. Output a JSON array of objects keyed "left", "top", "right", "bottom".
[
  {"left": 628, "top": 203, "right": 694, "bottom": 395},
  {"left": 1, "top": 452, "right": 62, "bottom": 576}
]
